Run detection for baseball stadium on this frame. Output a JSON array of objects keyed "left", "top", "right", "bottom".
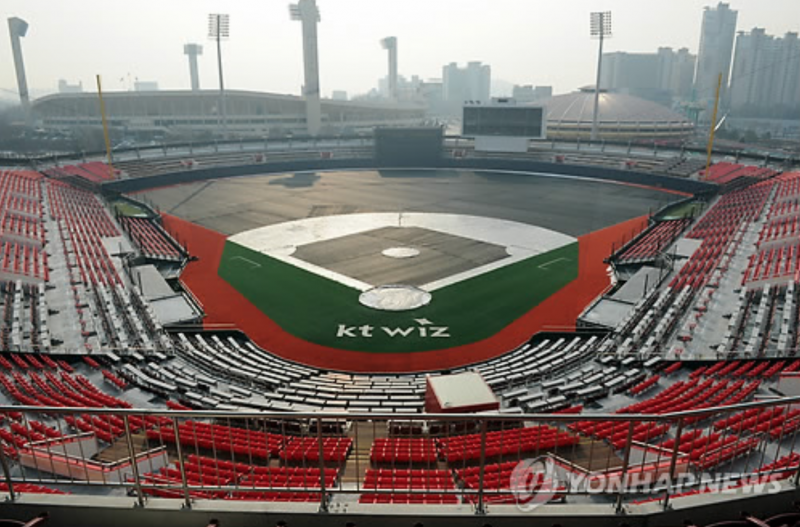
[
  {"left": 3, "top": 3, "right": 800, "bottom": 527},
  {"left": 0, "top": 126, "right": 799, "bottom": 527}
]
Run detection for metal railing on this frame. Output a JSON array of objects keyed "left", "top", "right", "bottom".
[
  {"left": 5, "top": 134, "right": 796, "bottom": 169},
  {"left": 0, "top": 396, "right": 799, "bottom": 515}
]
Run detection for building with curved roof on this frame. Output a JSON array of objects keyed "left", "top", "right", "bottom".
[
  {"left": 30, "top": 89, "right": 426, "bottom": 138},
  {"left": 539, "top": 87, "right": 695, "bottom": 141}
]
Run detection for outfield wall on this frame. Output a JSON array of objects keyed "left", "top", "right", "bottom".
[{"left": 102, "top": 157, "right": 718, "bottom": 197}]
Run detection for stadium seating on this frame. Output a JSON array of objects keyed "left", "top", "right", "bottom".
[
  {"left": 279, "top": 436, "right": 353, "bottom": 463},
  {"left": 701, "top": 162, "right": 776, "bottom": 186},
  {"left": 135, "top": 453, "right": 338, "bottom": 502},
  {"left": 147, "top": 421, "right": 284, "bottom": 459},
  {"left": 75, "top": 162, "right": 117, "bottom": 182},
  {"left": 173, "top": 332, "right": 431, "bottom": 413},
  {"left": 370, "top": 437, "right": 438, "bottom": 464},
  {"left": 5, "top": 152, "right": 800, "bottom": 526},
  {"left": 42, "top": 163, "right": 117, "bottom": 185},
  {"left": 570, "top": 377, "right": 761, "bottom": 449},
  {"left": 673, "top": 179, "right": 774, "bottom": 291},
  {"left": 456, "top": 461, "right": 566, "bottom": 505},
  {"left": 0, "top": 171, "right": 46, "bottom": 283},
  {"left": 119, "top": 217, "right": 183, "bottom": 261},
  {"left": 615, "top": 219, "right": 690, "bottom": 264},
  {"left": 359, "top": 468, "right": 458, "bottom": 504},
  {"left": 437, "top": 425, "right": 579, "bottom": 463}
]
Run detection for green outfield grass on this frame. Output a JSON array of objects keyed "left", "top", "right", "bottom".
[
  {"left": 111, "top": 200, "right": 151, "bottom": 218},
  {"left": 219, "top": 241, "right": 578, "bottom": 353},
  {"left": 656, "top": 200, "right": 704, "bottom": 221}
]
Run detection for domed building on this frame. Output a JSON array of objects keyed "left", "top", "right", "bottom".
[{"left": 539, "top": 87, "right": 695, "bottom": 141}]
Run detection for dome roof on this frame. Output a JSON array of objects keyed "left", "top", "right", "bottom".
[
  {"left": 533, "top": 90, "right": 694, "bottom": 141},
  {"left": 541, "top": 90, "right": 690, "bottom": 125}
]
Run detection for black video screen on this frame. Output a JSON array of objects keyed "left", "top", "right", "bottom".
[{"left": 463, "top": 107, "right": 544, "bottom": 137}]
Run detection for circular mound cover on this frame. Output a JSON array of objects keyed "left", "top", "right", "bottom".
[
  {"left": 382, "top": 247, "right": 420, "bottom": 259},
  {"left": 359, "top": 285, "right": 432, "bottom": 311}
]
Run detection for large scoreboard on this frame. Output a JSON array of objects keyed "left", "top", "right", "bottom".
[
  {"left": 374, "top": 127, "right": 444, "bottom": 166},
  {"left": 462, "top": 104, "right": 546, "bottom": 139}
]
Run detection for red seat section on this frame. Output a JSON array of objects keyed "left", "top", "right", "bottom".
[
  {"left": 0, "top": 170, "right": 46, "bottom": 281},
  {"left": 370, "top": 437, "right": 438, "bottom": 464},
  {"left": 437, "top": 425, "right": 578, "bottom": 463},
  {"left": 359, "top": 468, "right": 458, "bottom": 504},
  {"left": 120, "top": 217, "right": 183, "bottom": 261},
  {"left": 615, "top": 219, "right": 690, "bottom": 265},
  {"left": 147, "top": 420, "right": 285, "bottom": 459},
  {"left": 456, "top": 461, "right": 566, "bottom": 505},
  {"left": 138, "top": 454, "right": 339, "bottom": 502},
  {"left": 279, "top": 436, "right": 353, "bottom": 463}
]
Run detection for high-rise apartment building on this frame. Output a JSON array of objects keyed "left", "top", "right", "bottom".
[
  {"left": 600, "top": 48, "right": 696, "bottom": 104},
  {"left": 694, "top": 2, "right": 738, "bottom": 106},
  {"left": 729, "top": 29, "right": 800, "bottom": 111},
  {"left": 442, "top": 62, "right": 491, "bottom": 109}
]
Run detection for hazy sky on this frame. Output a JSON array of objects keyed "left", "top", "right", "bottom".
[{"left": 2, "top": 1, "right": 799, "bottom": 100}]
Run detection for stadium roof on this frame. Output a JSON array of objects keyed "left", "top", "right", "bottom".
[
  {"left": 535, "top": 88, "right": 694, "bottom": 141},
  {"left": 30, "top": 89, "right": 426, "bottom": 136},
  {"left": 542, "top": 87, "right": 691, "bottom": 125},
  {"left": 33, "top": 89, "right": 425, "bottom": 112}
]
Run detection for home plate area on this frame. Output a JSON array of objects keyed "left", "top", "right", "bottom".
[{"left": 218, "top": 213, "right": 579, "bottom": 353}]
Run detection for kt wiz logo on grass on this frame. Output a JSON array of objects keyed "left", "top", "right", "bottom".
[{"left": 336, "top": 318, "right": 451, "bottom": 338}]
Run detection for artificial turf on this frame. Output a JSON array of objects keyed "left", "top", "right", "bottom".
[{"left": 219, "top": 241, "right": 578, "bottom": 353}]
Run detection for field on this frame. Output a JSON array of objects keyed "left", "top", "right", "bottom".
[
  {"left": 219, "top": 240, "right": 578, "bottom": 353},
  {"left": 140, "top": 168, "right": 682, "bottom": 371}
]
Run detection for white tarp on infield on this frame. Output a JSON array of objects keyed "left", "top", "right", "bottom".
[{"left": 229, "top": 213, "right": 575, "bottom": 293}]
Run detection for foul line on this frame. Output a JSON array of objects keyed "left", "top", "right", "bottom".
[
  {"left": 231, "top": 256, "right": 261, "bottom": 269},
  {"left": 538, "top": 257, "right": 570, "bottom": 270}
]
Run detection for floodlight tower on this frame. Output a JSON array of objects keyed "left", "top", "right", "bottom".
[
  {"left": 7, "top": 17, "right": 31, "bottom": 123},
  {"left": 184, "top": 43, "right": 203, "bottom": 91},
  {"left": 289, "top": 0, "right": 322, "bottom": 136},
  {"left": 208, "top": 14, "right": 230, "bottom": 135},
  {"left": 590, "top": 11, "right": 612, "bottom": 142},
  {"left": 381, "top": 37, "right": 398, "bottom": 101}
]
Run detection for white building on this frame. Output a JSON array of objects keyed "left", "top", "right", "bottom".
[
  {"left": 134, "top": 81, "right": 159, "bottom": 92},
  {"left": 511, "top": 85, "right": 552, "bottom": 104},
  {"left": 694, "top": 2, "right": 738, "bottom": 107},
  {"left": 442, "top": 62, "right": 491, "bottom": 113},
  {"left": 601, "top": 48, "right": 695, "bottom": 105},
  {"left": 729, "top": 29, "right": 800, "bottom": 111},
  {"left": 57, "top": 79, "right": 83, "bottom": 94}
]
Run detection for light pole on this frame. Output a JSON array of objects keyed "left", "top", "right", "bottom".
[
  {"left": 7, "top": 17, "right": 31, "bottom": 125},
  {"left": 290, "top": 0, "right": 322, "bottom": 136},
  {"left": 590, "top": 11, "right": 612, "bottom": 143},
  {"left": 208, "top": 14, "right": 230, "bottom": 137},
  {"left": 183, "top": 43, "right": 203, "bottom": 91},
  {"left": 381, "top": 37, "right": 398, "bottom": 101}
]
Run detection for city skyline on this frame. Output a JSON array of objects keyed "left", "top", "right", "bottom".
[{"left": 1, "top": 0, "right": 799, "bottom": 102}]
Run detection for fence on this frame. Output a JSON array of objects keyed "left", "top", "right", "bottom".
[{"left": 1, "top": 396, "right": 799, "bottom": 515}]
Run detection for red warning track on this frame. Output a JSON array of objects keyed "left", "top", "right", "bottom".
[{"left": 162, "top": 213, "right": 648, "bottom": 373}]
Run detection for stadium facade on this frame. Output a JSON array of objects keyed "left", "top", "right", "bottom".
[{"left": 30, "top": 89, "right": 427, "bottom": 138}]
